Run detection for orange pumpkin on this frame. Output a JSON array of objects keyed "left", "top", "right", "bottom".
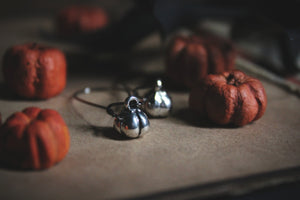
[
  {"left": 189, "top": 70, "right": 267, "bottom": 126},
  {"left": 166, "top": 34, "right": 236, "bottom": 88},
  {"left": 2, "top": 43, "right": 67, "bottom": 99},
  {"left": 0, "top": 107, "right": 70, "bottom": 170},
  {"left": 56, "top": 5, "right": 109, "bottom": 35}
]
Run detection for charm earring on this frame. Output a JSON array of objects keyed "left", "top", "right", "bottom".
[
  {"left": 134, "top": 79, "right": 172, "bottom": 118},
  {"left": 111, "top": 96, "right": 149, "bottom": 138},
  {"left": 73, "top": 88, "right": 150, "bottom": 139},
  {"left": 73, "top": 79, "right": 172, "bottom": 139}
]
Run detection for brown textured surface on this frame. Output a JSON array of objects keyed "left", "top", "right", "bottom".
[{"left": 0, "top": 18, "right": 299, "bottom": 200}]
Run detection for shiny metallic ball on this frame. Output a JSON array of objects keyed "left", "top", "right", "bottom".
[{"left": 143, "top": 79, "right": 172, "bottom": 117}]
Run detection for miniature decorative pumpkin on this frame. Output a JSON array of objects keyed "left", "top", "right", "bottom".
[
  {"left": 166, "top": 34, "right": 236, "bottom": 88},
  {"left": 0, "top": 107, "right": 70, "bottom": 170},
  {"left": 189, "top": 70, "right": 267, "bottom": 126},
  {"left": 2, "top": 43, "right": 67, "bottom": 99},
  {"left": 56, "top": 5, "right": 109, "bottom": 35}
]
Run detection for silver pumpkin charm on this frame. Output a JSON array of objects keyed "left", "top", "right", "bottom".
[
  {"left": 143, "top": 79, "right": 172, "bottom": 118},
  {"left": 113, "top": 96, "right": 150, "bottom": 138}
]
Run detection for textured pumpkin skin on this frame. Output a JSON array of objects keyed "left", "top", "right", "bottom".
[
  {"left": 56, "top": 5, "right": 109, "bottom": 35},
  {"left": 166, "top": 35, "right": 236, "bottom": 88},
  {"left": 189, "top": 70, "right": 267, "bottom": 126},
  {"left": 3, "top": 43, "right": 67, "bottom": 99},
  {"left": 0, "top": 107, "right": 70, "bottom": 170}
]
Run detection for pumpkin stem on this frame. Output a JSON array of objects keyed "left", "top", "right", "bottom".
[{"left": 227, "top": 73, "right": 236, "bottom": 85}]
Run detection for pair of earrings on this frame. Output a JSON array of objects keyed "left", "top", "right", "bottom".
[{"left": 73, "top": 79, "right": 172, "bottom": 139}]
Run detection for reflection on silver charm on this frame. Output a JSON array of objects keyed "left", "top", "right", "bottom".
[
  {"left": 113, "top": 96, "right": 150, "bottom": 138},
  {"left": 143, "top": 79, "right": 172, "bottom": 117}
]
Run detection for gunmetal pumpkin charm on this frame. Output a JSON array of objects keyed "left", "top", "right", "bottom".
[
  {"left": 143, "top": 79, "right": 172, "bottom": 118},
  {"left": 113, "top": 96, "right": 149, "bottom": 138},
  {"left": 189, "top": 70, "right": 267, "bottom": 126}
]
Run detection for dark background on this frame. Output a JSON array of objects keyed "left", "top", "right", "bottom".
[{"left": 0, "top": 0, "right": 132, "bottom": 20}]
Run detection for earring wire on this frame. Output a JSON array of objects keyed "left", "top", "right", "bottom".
[{"left": 73, "top": 87, "right": 130, "bottom": 117}]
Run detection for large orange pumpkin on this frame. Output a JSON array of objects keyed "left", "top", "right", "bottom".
[
  {"left": 189, "top": 70, "right": 267, "bottom": 126},
  {"left": 2, "top": 43, "right": 67, "bottom": 99},
  {"left": 166, "top": 34, "right": 236, "bottom": 88},
  {"left": 0, "top": 107, "right": 70, "bottom": 170}
]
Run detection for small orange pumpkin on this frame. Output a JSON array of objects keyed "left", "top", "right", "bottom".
[
  {"left": 166, "top": 34, "right": 236, "bottom": 88},
  {"left": 2, "top": 43, "right": 67, "bottom": 99},
  {"left": 56, "top": 5, "right": 109, "bottom": 35},
  {"left": 189, "top": 70, "right": 267, "bottom": 126},
  {"left": 0, "top": 107, "right": 70, "bottom": 170}
]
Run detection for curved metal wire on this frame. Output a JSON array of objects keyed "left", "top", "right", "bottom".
[{"left": 72, "top": 87, "right": 129, "bottom": 117}]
